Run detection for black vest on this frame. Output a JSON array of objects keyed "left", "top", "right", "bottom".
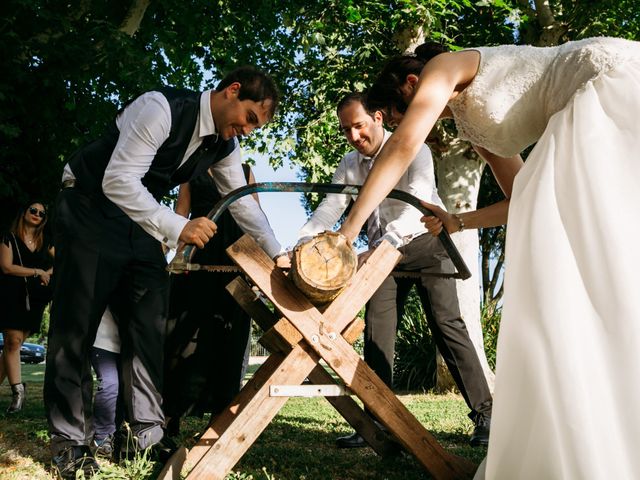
[{"left": 68, "top": 87, "right": 234, "bottom": 214}]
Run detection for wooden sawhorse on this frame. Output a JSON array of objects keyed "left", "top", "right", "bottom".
[{"left": 160, "top": 234, "right": 476, "bottom": 480}]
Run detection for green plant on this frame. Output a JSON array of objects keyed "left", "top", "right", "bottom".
[
  {"left": 394, "top": 287, "right": 437, "bottom": 391},
  {"left": 481, "top": 299, "right": 502, "bottom": 370}
]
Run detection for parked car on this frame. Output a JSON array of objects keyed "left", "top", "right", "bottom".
[{"left": 0, "top": 333, "right": 46, "bottom": 364}]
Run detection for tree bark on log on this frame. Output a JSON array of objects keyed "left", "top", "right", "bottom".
[{"left": 290, "top": 232, "right": 357, "bottom": 305}]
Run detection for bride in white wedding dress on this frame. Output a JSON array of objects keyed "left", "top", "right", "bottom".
[{"left": 338, "top": 37, "right": 640, "bottom": 479}]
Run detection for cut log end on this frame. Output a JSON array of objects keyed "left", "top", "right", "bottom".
[{"left": 290, "top": 231, "right": 357, "bottom": 304}]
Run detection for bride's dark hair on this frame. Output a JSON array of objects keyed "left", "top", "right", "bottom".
[{"left": 366, "top": 42, "right": 449, "bottom": 116}]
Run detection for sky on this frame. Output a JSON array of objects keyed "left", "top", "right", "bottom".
[{"left": 249, "top": 156, "right": 310, "bottom": 250}]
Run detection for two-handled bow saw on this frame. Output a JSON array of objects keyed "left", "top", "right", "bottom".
[{"left": 167, "top": 182, "right": 471, "bottom": 280}]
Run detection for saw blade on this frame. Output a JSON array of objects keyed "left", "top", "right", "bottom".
[{"left": 173, "top": 264, "right": 453, "bottom": 278}]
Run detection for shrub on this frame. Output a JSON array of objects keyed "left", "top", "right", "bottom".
[
  {"left": 393, "top": 286, "right": 437, "bottom": 391},
  {"left": 481, "top": 299, "right": 502, "bottom": 370}
]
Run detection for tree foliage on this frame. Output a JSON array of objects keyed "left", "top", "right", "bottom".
[
  {"left": 0, "top": 0, "right": 496, "bottom": 227},
  {"left": 1, "top": 1, "right": 637, "bottom": 254}
]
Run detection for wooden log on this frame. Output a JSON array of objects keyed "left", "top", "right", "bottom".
[{"left": 289, "top": 231, "right": 357, "bottom": 304}]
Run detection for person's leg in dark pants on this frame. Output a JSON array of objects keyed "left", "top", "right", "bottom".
[
  {"left": 416, "top": 281, "right": 493, "bottom": 415},
  {"left": 90, "top": 347, "right": 121, "bottom": 456},
  {"left": 363, "top": 276, "right": 399, "bottom": 387},
  {"left": 176, "top": 283, "right": 251, "bottom": 417},
  {"left": 206, "top": 300, "right": 252, "bottom": 413},
  {"left": 416, "top": 278, "right": 492, "bottom": 445},
  {"left": 337, "top": 273, "right": 405, "bottom": 448},
  {"left": 45, "top": 189, "right": 128, "bottom": 477},
  {"left": 112, "top": 224, "right": 169, "bottom": 453},
  {"left": 404, "top": 234, "right": 492, "bottom": 445}
]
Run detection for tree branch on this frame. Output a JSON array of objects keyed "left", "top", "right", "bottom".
[
  {"left": 393, "top": 24, "right": 425, "bottom": 54},
  {"left": 534, "top": 0, "right": 555, "bottom": 29},
  {"left": 487, "top": 252, "right": 504, "bottom": 297},
  {"left": 493, "top": 283, "right": 504, "bottom": 305},
  {"left": 120, "top": 0, "right": 151, "bottom": 37},
  {"left": 533, "top": 0, "right": 567, "bottom": 46}
]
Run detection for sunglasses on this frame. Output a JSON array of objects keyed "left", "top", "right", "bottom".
[{"left": 28, "top": 207, "right": 46, "bottom": 219}]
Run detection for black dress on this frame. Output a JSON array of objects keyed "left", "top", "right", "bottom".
[
  {"left": 0, "top": 234, "right": 53, "bottom": 332},
  {"left": 164, "top": 166, "right": 252, "bottom": 418}
]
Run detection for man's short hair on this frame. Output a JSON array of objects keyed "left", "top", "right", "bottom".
[
  {"left": 336, "top": 92, "right": 376, "bottom": 118},
  {"left": 217, "top": 66, "right": 280, "bottom": 118}
]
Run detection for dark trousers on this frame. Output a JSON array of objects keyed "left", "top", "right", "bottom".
[
  {"left": 364, "top": 233, "right": 492, "bottom": 419},
  {"left": 164, "top": 273, "right": 251, "bottom": 418},
  {"left": 45, "top": 188, "right": 168, "bottom": 454},
  {"left": 90, "top": 347, "right": 122, "bottom": 440}
]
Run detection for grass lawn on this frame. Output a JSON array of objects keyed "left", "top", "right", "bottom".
[{"left": 0, "top": 363, "right": 486, "bottom": 479}]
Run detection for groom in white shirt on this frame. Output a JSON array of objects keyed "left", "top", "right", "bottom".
[
  {"left": 299, "top": 92, "right": 493, "bottom": 449},
  {"left": 46, "top": 66, "right": 285, "bottom": 479}
]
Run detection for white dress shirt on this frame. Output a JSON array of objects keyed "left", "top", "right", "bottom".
[
  {"left": 299, "top": 131, "right": 445, "bottom": 248},
  {"left": 93, "top": 307, "right": 120, "bottom": 354},
  {"left": 63, "top": 90, "right": 282, "bottom": 257}
]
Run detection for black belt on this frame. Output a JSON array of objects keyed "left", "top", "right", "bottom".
[{"left": 61, "top": 179, "right": 77, "bottom": 189}]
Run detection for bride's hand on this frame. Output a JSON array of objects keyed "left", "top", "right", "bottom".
[{"left": 420, "top": 200, "right": 457, "bottom": 236}]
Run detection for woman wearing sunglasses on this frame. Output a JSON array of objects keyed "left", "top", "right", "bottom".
[{"left": 0, "top": 201, "right": 54, "bottom": 413}]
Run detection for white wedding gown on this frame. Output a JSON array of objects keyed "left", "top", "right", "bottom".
[{"left": 448, "top": 37, "right": 640, "bottom": 479}]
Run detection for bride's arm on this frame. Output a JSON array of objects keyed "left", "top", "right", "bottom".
[
  {"left": 421, "top": 199, "right": 511, "bottom": 235},
  {"left": 473, "top": 145, "right": 523, "bottom": 198},
  {"left": 421, "top": 147, "right": 524, "bottom": 235},
  {"left": 339, "top": 51, "right": 480, "bottom": 243}
]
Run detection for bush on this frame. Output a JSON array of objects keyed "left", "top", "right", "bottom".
[
  {"left": 481, "top": 300, "right": 502, "bottom": 370},
  {"left": 393, "top": 286, "right": 437, "bottom": 391}
]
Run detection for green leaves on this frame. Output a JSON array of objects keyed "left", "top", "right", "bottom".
[{"left": 1, "top": 0, "right": 636, "bottom": 231}]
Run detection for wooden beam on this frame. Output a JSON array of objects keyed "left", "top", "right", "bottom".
[
  {"left": 223, "top": 274, "right": 391, "bottom": 457},
  {"left": 186, "top": 343, "right": 323, "bottom": 479},
  {"left": 178, "top": 238, "right": 403, "bottom": 477},
  {"left": 228, "top": 235, "right": 476, "bottom": 480},
  {"left": 225, "top": 277, "right": 274, "bottom": 332},
  {"left": 342, "top": 317, "right": 364, "bottom": 345},
  {"left": 226, "top": 276, "right": 364, "bottom": 349}
]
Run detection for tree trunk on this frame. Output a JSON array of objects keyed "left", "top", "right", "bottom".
[
  {"left": 290, "top": 231, "right": 357, "bottom": 305},
  {"left": 533, "top": 0, "right": 567, "bottom": 46},
  {"left": 431, "top": 131, "right": 495, "bottom": 393}
]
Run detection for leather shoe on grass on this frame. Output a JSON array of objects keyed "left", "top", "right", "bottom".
[
  {"left": 52, "top": 445, "right": 99, "bottom": 480},
  {"left": 336, "top": 431, "right": 367, "bottom": 449},
  {"left": 91, "top": 434, "right": 114, "bottom": 459},
  {"left": 154, "top": 435, "right": 179, "bottom": 464},
  {"left": 114, "top": 433, "right": 178, "bottom": 465},
  {"left": 470, "top": 414, "right": 491, "bottom": 447}
]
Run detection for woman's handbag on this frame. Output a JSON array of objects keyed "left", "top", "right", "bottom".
[{"left": 10, "top": 233, "right": 31, "bottom": 312}]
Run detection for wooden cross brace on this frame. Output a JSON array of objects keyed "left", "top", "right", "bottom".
[{"left": 160, "top": 234, "right": 476, "bottom": 480}]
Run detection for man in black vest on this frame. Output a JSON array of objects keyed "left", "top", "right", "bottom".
[{"left": 45, "top": 66, "right": 284, "bottom": 479}]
